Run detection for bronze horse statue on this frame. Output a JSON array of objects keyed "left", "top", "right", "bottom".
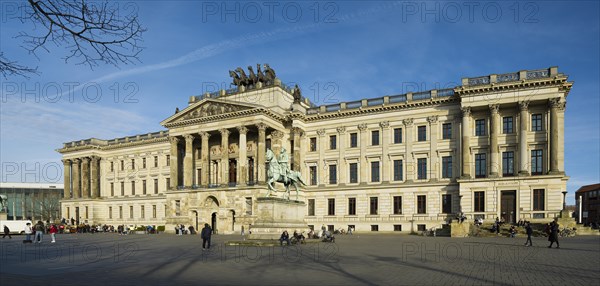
[{"left": 265, "top": 149, "right": 306, "bottom": 200}]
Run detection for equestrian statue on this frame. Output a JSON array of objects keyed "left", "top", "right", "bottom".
[{"left": 265, "top": 148, "right": 306, "bottom": 200}]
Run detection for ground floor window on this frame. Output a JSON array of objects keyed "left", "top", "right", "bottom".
[
  {"left": 394, "top": 225, "right": 402, "bottom": 231},
  {"left": 371, "top": 225, "right": 379, "bottom": 231}
]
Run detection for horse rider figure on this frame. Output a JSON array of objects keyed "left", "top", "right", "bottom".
[{"left": 279, "top": 148, "right": 291, "bottom": 182}]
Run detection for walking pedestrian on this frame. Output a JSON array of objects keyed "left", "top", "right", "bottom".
[
  {"left": 34, "top": 221, "right": 44, "bottom": 243},
  {"left": 201, "top": 223, "right": 212, "bottom": 250},
  {"left": 24, "top": 222, "right": 33, "bottom": 241},
  {"left": 49, "top": 224, "right": 58, "bottom": 243},
  {"left": 548, "top": 219, "right": 560, "bottom": 248},
  {"left": 241, "top": 225, "right": 246, "bottom": 240},
  {"left": 2, "top": 225, "right": 11, "bottom": 239},
  {"left": 524, "top": 222, "right": 533, "bottom": 246}
]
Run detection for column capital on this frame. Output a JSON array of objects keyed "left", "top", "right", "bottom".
[
  {"left": 358, "top": 123, "right": 368, "bottom": 131},
  {"left": 90, "top": 156, "right": 100, "bottom": 163},
  {"left": 549, "top": 98, "right": 566, "bottom": 111},
  {"left": 168, "top": 136, "right": 180, "bottom": 144},
  {"left": 489, "top": 104, "right": 500, "bottom": 114},
  {"left": 519, "top": 101, "right": 529, "bottom": 111},
  {"left": 219, "top": 128, "right": 230, "bottom": 137},
  {"left": 316, "top": 129, "right": 326, "bottom": 136},
  {"left": 72, "top": 158, "right": 81, "bottom": 164},
  {"left": 379, "top": 121, "right": 390, "bottom": 129},
  {"left": 291, "top": 127, "right": 304, "bottom": 137},
  {"left": 461, "top": 107, "right": 471, "bottom": 117},
  {"left": 61, "top": 159, "right": 71, "bottom": 164},
  {"left": 426, "top": 116, "right": 438, "bottom": 124},
  {"left": 256, "top": 123, "right": 268, "bottom": 131},
  {"left": 236, "top": 126, "right": 248, "bottom": 135},
  {"left": 402, "top": 118, "right": 414, "bottom": 126},
  {"left": 271, "top": 130, "right": 284, "bottom": 139},
  {"left": 199, "top": 131, "right": 211, "bottom": 139},
  {"left": 184, "top": 134, "right": 195, "bottom": 143},
  {"left": 82, "top": 157, "right": 91, "bottom": 163},
  {"left": 336, "top": 126, "right": 346, "bottom": 134}
]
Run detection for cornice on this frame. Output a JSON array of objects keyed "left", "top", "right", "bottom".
[
  {"left": 58, "top": 137, "right": 169, "bottom": 154},
  {"left": 456, "top": 76, "right": 571, "bottom": 96},
  {"left": 163, "top": 108, "right": 285, "bottom": 128}
]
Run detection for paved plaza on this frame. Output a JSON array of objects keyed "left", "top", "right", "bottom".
[{"left": 1, "top": 233, "right": 599, "bottom": 285}]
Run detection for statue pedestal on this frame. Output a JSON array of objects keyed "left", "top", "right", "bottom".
[
  {"left": 0, "top": 212, "right": 7, "bottom": 221},
  {"left": 248, "top": 197, "right": 308, "bottom": 240}
]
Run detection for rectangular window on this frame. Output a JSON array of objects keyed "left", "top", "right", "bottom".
[
  {"left": 129, "top": 206, "right": 134, "bottom": 219},
  {"left": 393, "top": 128, "right": 402, "bottom": 144},
  {"left": 371, "top": 225, "right": 379, "bottom": 232},
  {"left": 142, "top": 180, "right": 147, "bottom": 195},
  {"left": 531, "top": 114, "right": 543, "bottom": 131},
  {"left": 154, "top": 156, "right": 158, "bottom": 167},
  {"left": 85, "top": 206, "right": 88, "bottom": 219},
  {"left": 475, "top": 119, "right": 486, "bottom": 136},
  {"left": 142, "top": 158, "right": 146, "bottom": 169},
  {"left": 152, "top": 205, "right": 157, "bottom": 218},
  {"left": 119, "top": 206, "right": 123, "bottom": 219},
  {"left": 417, "top": 195, "right": 426, "bottom": 214},
  {"left": 475, "top": 153, "right": 487, "bottom": 178},
  {"left": 348, "top": 198, "right": 356, "bottom": 215},
  {"left": 154, "top": 179, "right": 158, "bottom": 194},
  {"left": 110, "top": 162, "right": 114, "bottom": 172},
  {"left": 503, "top": 116, "right": 514, "bottom": 134},
  {"left": 121, "top": 160, "right": 124, "bottom": 171},
  {"left": 166, "top": 155, "right": 170, "bottom": 166},
  {"left": 533, "top": 189, "right": 545, "bottom": 211},
  {"left": 393, "top": 196, "right": 402, "bottom": 214},
  {"left": 166, "top": 178, "right": 170, "bottom": 190},
  {"left": 370, "top": 197, "right": 378, "bottom": 215},
  {"left": 109, "top": 206, "right": 113, "bottom": 219},
  {"left": 531, "top": 149, "right": 543, "bottom": 175},
  {"left": 502, "top": 151, "right": 514, "bottom": 176},
  {"left": 417, "top": 126, "right": 427, "bottom": 141},
  {"left": 110, "top": 183, "right": 114, "bottom": 197},
  {"left": 140, "top": 205, "right": 145, "bottom": 219},
  {"left": 175, "top": 200, "right": 181, "bottom": 216},
  {"left": 309, "top": 166, "right": 317, "bottom": 185},
  {"left": 417, "top": 158, "right": 427, "bottom": 180},
  {"left": 350, "top": 133, "right": 358, "bottom": 148},
  {"left": 474, "top": 191, "right": 485, "bottom": 212},
  {"left": 120, "top": 182, "right": 124, "bottom": 196},
  {"left": 442, "top": 194, "right": 452, "bottom": 214},
  {"left": 327, "top": 198, "right": 335, "bottom": 216},
  {"left": 308, "top": 199, "right": 315, "bottom": 216},
  {"left": 329, "top": 135, "right": 337, "bottom": 150},
  {"left": 131, "top": 181, "right": 136, "bottom": 195},
  {"left": 349, "top": 163, "right": 358, "bottom": 183},
  {"left": 131, "top": 159, "right": 135, "bottom": 170},
  {"left": 442, "top": 156, "right": 452, "bottom": 178},
  {"left": 393, "top": 160, "right": 403, "bottom": 181},
  {"left": 371, "top": 130, "right": 380, "bottom": 145},
  {"left": 394, "top": 225, "right": 402, "bottom": 231},
  {"left": 442, "top": 123, "right": 452, "bottom": 139},
  {"left": 245, "top": 197, "right": 253, "bottom": 215},
  {"left": 310, "top": 137, "right": 317, "bottom": 152},
  {"left": 371, "top": 161, "right": 380, "bottom": 182},
  {"left": 328, "top": 165, "right": 337, "bottom": 184}
]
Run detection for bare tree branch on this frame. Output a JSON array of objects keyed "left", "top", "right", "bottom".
[
  {"left": 1, "top": 0, "right": 145, "bottom": 78},
  {"left": 0, "top": 52, "right": 39, "bottom": 79}
]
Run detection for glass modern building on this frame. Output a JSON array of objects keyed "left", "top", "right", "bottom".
[{"left": 0, "top": 183, "right": 63, "bottom": 221}]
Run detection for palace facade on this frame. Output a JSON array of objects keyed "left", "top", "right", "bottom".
[{"left": 58, "top": 66, "right": 572, "bottom": 233}]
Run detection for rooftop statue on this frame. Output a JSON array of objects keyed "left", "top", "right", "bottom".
[{"left": 229, "top": 63, "right": 277, "bottom": 88}]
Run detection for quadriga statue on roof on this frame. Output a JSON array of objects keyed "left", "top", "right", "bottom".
[{"left": 229, "top": 64, "right": 277, "bottom": 88}]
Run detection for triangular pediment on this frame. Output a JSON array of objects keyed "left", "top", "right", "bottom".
[{"left": 161, "top": 98, "right": 260, "bottom": 126}]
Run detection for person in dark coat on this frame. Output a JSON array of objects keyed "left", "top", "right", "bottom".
[
  {"left": 524, "top": 222, "right": 533, "bottom": 246},
  {"left": 279, "top": 230, "right": 290, "bottom": 246},
  {"left": 2, "top": 225, "right": 11, "bottom": 239},
  {"left": 200, "top": 223, "right": 212, "bottom": 250},
  {"left": 547, "top": 219, "right": 560, "bottom": 248}
]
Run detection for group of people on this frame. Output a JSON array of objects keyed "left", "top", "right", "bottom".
[{"left": 175, "top": 224, "right": 196, "bottom": 235}]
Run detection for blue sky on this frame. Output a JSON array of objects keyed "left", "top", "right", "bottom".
[{"left": 1, "top": 1, "right": 598, "bottom": 204}]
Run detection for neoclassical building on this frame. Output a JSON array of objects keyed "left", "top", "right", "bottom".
[{"left": 58, "top": 66, "right": 572, "bottom": 233}]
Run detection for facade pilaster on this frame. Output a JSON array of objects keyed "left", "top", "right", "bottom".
[
  {"left": 549, "top": 98, "right": 566, "bottom": 174},
  {"left": 72, "top": 158, "right": 81, "bottom": 198},
  {"left": 427, "top": 116, "right": 438, "bottom": 181},
  {"left": 257, "top": 123, "right": 267, "bottom": 183},
  {"left": 379, "top": 121, "right": 390, "bottom": 182},
  {"left": 90, "top": 156, "right": 100, "bottom": 198},
  {"left": 518, "top": 101, "right": 530, "bottom": 176},
  {"left": 62, "top": 159, "right": 71, "bottom": 199},
  {"left": 220, "top": 129, "right": 230, "bottom": 185},
  {"left": 461, "top": 107, "right": 472, "bottom": 179},
  {"left": 489, "top": 104, "right": 500, "bottom": 177},
  {"left": 81, "top": 157, "right": 90, "bottom": 198},
  {"left": 199, "top": 132, "right": 210, "bottom": 186},
  {"left": 337, "top": 126, "right": 346, "bottom": 184},
  {"left": 237, "top": 126, "right": 248, "bottom": 185},
  {"left": 183, "top": 134, "right": 195, "bottom": 187},
  {"left": 292, "top": 127, "right": 303, "bottom": 172},
  {"left": 316, "top": 128, "right": 326, "bottom": 186},
  {"left": 169, "top": 136, "right": 180, "bottom": 189},
  {"left": 403, "top": 119, "right": 414, "bottom": 182}
]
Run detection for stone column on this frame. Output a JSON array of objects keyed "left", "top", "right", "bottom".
[
  {"left": 183, "top": 134, "right": 195, "bottom": 187},
  {"left": 199, "top": 132, "right": 210, "bottom": 186},
  {"left": 518, "top": 101, "right": 530, "bottom": 176},
  {"left": 81, "top": 157, "right": 90, "bottom": 198},
  {"left": 380, "top": 121, "right": 390, "bottom": 182},
  {"left": 549, "top": 98, "right": 565, "bottom": 174},
  {"left": 220, "top": 129, "right": 230, "bottom": 185},
  {"left": 461, "top": 107, "right": 472, "bottom": 179},
  {"left": 337, "top": 126, "right": 346, "bottom": 184},
  {"left": 237, "top": 126, "right": 248, "bottom": 185},
  {"left": 62, "top": 159, "right": 71, "bottom": 199},
  {"left": 90, "top": 156, "right": 99, "bottom": 198},
  {"left": 403, "top": 119, "right": 414, "bottom": 182},
  {"left": 427, "top": 116, "right": 439, "bottom": 181},
  {"left": 169, "top": 136, "right": 180, "bottom": 189},
  {"left": 358, "top": 123, "right": 368, "bottom": 183},
  {"left": 72, "top": 159, "right": 81, "bottom": 199},
  {"left": 317, "top": 128, "right": 326, "bottom": 185},
  {"left": 489, "top": 104, "right": 500, "bottom": 177},
  {"left": 292, "top": 127, "right": 303, "bottom": 171},
  {"left": 257, "top": 123, "right": 267, "bottom": 183}
]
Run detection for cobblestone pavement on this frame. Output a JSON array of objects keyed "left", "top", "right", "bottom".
[{"left": 1, "top": 233, "right": 599, "bottom": 285}]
